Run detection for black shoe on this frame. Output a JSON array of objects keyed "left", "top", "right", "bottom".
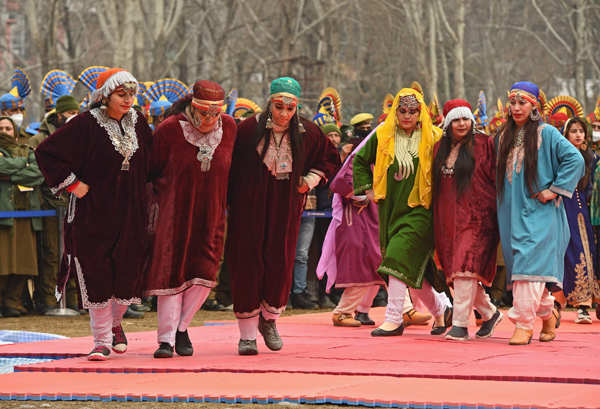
[
  {"left": 445, "top": 326, "right": 469, "bottom": 340},
  {"left": 443, "top": 306, "right": 453, "bottom": 327},
  {"left": 258, "top": 314, "right": 283, "bottom": 351},
  {"left": 554, "top": 301, "right": 562, "bottom": 328},
  {"left": 318, "top": 295, "right": 336, "bottom": 309},
  {"left": 354, "top": 312, "right": 375, "bottom": 325},
  {"left": 153, "top": 342, "right": 174, "bottom": 358},
  {"left": 202, "top": 298, "right": 228, "bottom": 311},
  {"left": 130, "top": 303, "right": 151, "bottom": 312},
  {"left": 175, "top": 330, "right": 193, "bottom": 356},
  {"left": 371, "top": 297, "right": 387, "bottom": 307},
  {"left": 3, "top": 307, "right": 21, "bottom": 317},
  {"left": 476, "top": 310, "right": 503, "bottom": 338},
  {"left": 371, "top": 324, "right": 404, "bottom": 336},
  {"left": 123, "top": 306, "right": 144, "bottom": 319},
  {"left": 238, "top": 339, "right": 258, "bottom": 355},
  {"left": 291, "top": 292, "right": 318, "bottom": 309}
]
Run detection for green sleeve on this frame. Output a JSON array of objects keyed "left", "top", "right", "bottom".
[
  {"left": 9, "top": 152, "right": 44, "bottom": 187},
  {"left": 0, "top": 155, "right": 27, "bottom": 176},
  {"left": 353, "top": 135, "right": 378, "bottom": 194}
]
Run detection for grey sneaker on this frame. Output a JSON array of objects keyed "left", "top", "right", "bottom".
[
  {"left": 476, "top": 310, "right": 503, "bottom": 338},
  {"left": 445, "top": 326, "right": 469, "bottom": 341},
  {"left": 258, "top": 314, "right": 283, "bottom": 351},
  {"left": 238, "top": 339, "right": 258, "bottom": 355}
]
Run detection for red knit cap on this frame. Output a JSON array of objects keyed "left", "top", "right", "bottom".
[
  {"left": 91, "top": 67, "right": 137, "bottom": 102},
  {"left": 442, "top": 99, "right": 475, "bottom": 130},
  {"left": 443, "top": 99, "right": 472, "bottom": 117},
  {"left": 96, "top": 68, "right": 126, "bottom": 90}
]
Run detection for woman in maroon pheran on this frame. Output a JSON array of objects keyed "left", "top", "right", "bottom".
[
  {"left": 432, "top": 99, "right": 501, "bottom": 341},
  {"left": 35, "top": 68, "right": 153, "bottom": 361},
  {"left": 227, "top": 77, "right": 339, "bottom": 355},
  {"left": 145, "top": 80, "right": 237, "bottom": 359}
]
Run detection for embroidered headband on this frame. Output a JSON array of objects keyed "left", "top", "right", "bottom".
[
  {"left": 191, "top": 98, "right": 224, "bottom": 114},
  {"left": 397, "top": 95, "right": 420, "bottom": 109},
  {"left": 270, "top": 92, "right": 298, "bottom": 105}
]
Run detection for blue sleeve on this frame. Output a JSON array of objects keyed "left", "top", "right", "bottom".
[{"left": 546, "top": 126, "right": 585, "bottom": 198}]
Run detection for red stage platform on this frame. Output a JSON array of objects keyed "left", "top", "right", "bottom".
[{"left": 0, "top": 308, "right": 598, "bottom": 408}]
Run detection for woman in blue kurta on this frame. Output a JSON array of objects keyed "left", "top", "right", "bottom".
[
  {"left": 561, "top": 117, "right": 600, "bottom": 323},
  {"left": 497, "top": 81, "right": 584, "bottom": 345}
]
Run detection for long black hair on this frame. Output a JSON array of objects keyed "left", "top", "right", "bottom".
[
  {"left": 255, "top": 101, "right": 305, "bottom": 184},
  {"left": 496, "top": 115, "right": 540, "bottom": 199},
  {"left": 564, "top": 117, "right": 593, "bottom": 190},
  {"left": 433, "top": 123, "right": 476, "bottom": 198}
]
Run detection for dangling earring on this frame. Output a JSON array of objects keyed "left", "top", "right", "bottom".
[
  {"left": 297, "top": 117, "right": 305, "bottom": 133},
  {"left": 100, "top": 98, "right": 108, "bottom": 111},
  {"left": 507, "top": 107, "right": 512, "bottom": 117},
  {"left": 529, "top": 108, "right": 541, "bottom": 121},
  {"left": 265, "top": 111, "right": 273, "bottom": 129}
]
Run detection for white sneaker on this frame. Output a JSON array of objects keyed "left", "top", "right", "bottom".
[{"left": 575, "top": 308, "right": 592, "bottom": 324}]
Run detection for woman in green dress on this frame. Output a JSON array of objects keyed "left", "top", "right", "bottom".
[{"left": 353, "top": 88, "right": 452, "bottom": 336}]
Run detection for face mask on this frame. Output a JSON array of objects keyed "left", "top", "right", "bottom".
[
  {"left": 592, "top": 131, "right": 600, "bottom": 143},
  {"left": 355, "top": 128, "right": 371, "bottom": 139},
  {"left": 10, "top": 113, "right": 23, "bottom": 128}
]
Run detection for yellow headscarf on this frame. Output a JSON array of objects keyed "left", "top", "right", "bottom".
[{"left": 372, "top": 88, "right": 442, "bottom": 208}]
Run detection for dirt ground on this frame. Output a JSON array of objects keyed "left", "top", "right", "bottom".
[{"left": 0, "top": 307, "right": 325, "bottom": 338}]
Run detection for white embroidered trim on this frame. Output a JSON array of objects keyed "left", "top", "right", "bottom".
[
  {"left": 179, "top": 118, "right": 223, "bottom": 163},
  {"left": 66, "top": 194, "right": 77, "bottom": 223},
  {"left": 50, "top": 172, "right": 76, "bottom": 195},
  {"left": 145, "top": 277, "right": 216, "bottom": 296},
  {"left": 90, "top": 108, "right": 139, "bottom": 165},
  {"left": 74, "top": 255, "right": 141, "bottom": 309},
  {"left": 393, "top": 128, "right": 421, "bottom": 181}
]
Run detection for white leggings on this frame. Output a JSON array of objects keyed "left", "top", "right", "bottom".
[
  {"left": 88, "top": 300, "right": 129, "bottom": 347},
  {"left": 385, "top": 276, "right": 450, "bottom": 325},
  {"left": 452, "top": 278, "right": 496, "bottom": 327},
  {"left": 157, "top": 285, "right": 211, "bottom": 346},
  {"left": 508, "top": 281, "right": 554, "bottom": 330}
]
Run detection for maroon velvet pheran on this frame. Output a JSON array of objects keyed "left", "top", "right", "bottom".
[
  {"left": 34, "top": 109, "right": 153, "bottom": 308},
  {"left": 433, "top": 133, "right": 499, "bottom": 286},
  {"left": 226, "top": 116, "right": 340, "bottom": 317},
  {"left": 145, "top": 113, "right": 237, "bottom": 295}
]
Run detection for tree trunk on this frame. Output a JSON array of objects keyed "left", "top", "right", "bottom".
[{"left": 453, "top": 0, "right": 465, "bottom": 98}]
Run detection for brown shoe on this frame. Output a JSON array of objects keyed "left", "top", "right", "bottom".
[
  {"left": 332, "top": 312, "right": 361, "bottom": 327},
  {"left": 402, "top": 308, "right": 432, "bottom": 326},
  {"left": 540, "top": 309, "right": 557, "bottom": 342},
  {"left": 509, "top": 328, "right": 533, "bottom": 345}
]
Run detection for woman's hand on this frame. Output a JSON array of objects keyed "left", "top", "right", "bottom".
[
  {"left": 72, "top": 182, "right": 90, "bottom": 199},
  {"left": 533, "top": 189, "right": 557, "bottom": 204},
  {"left": 366, "top": 189, "right": 375, "bottom": 202}
]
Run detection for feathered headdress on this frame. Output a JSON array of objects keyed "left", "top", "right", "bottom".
[
  {"left": 223, "top": 88, "right": 239, "bottom": 116},
  {"left": 587, "top": 96, "right": 600, "bottom": 123},
  {"left": 78, "top": 66, "right": 109, "bottom": 92},
  {"left": 545, "top": 95, "right": 584, "bottom": 131},
  {"left": 428, "top": 94, "right": 443, "bottom": 127},
  {"left": 40, "top": 70, "right": 76, "bottom": 108},
  {"left": 145, "top": 78, "right": 190, "bottom": 117},
  {"left": 0, "top": 68, "right": 31, "bottom": 110},
  {"left": 382, "top": 93, "right": 394, "bottom": 114},
  {"left": 313, "top": 87, "right": 342, "bottom": 127},
  {"left": 232, "top": 97, "right": 262, "bottom": 119},
  {"left": 473, "top": 90, "right": 488, "bottom": 128},
  {"left": 410, "top": 81, "right": 424, "bottom": 96}
]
